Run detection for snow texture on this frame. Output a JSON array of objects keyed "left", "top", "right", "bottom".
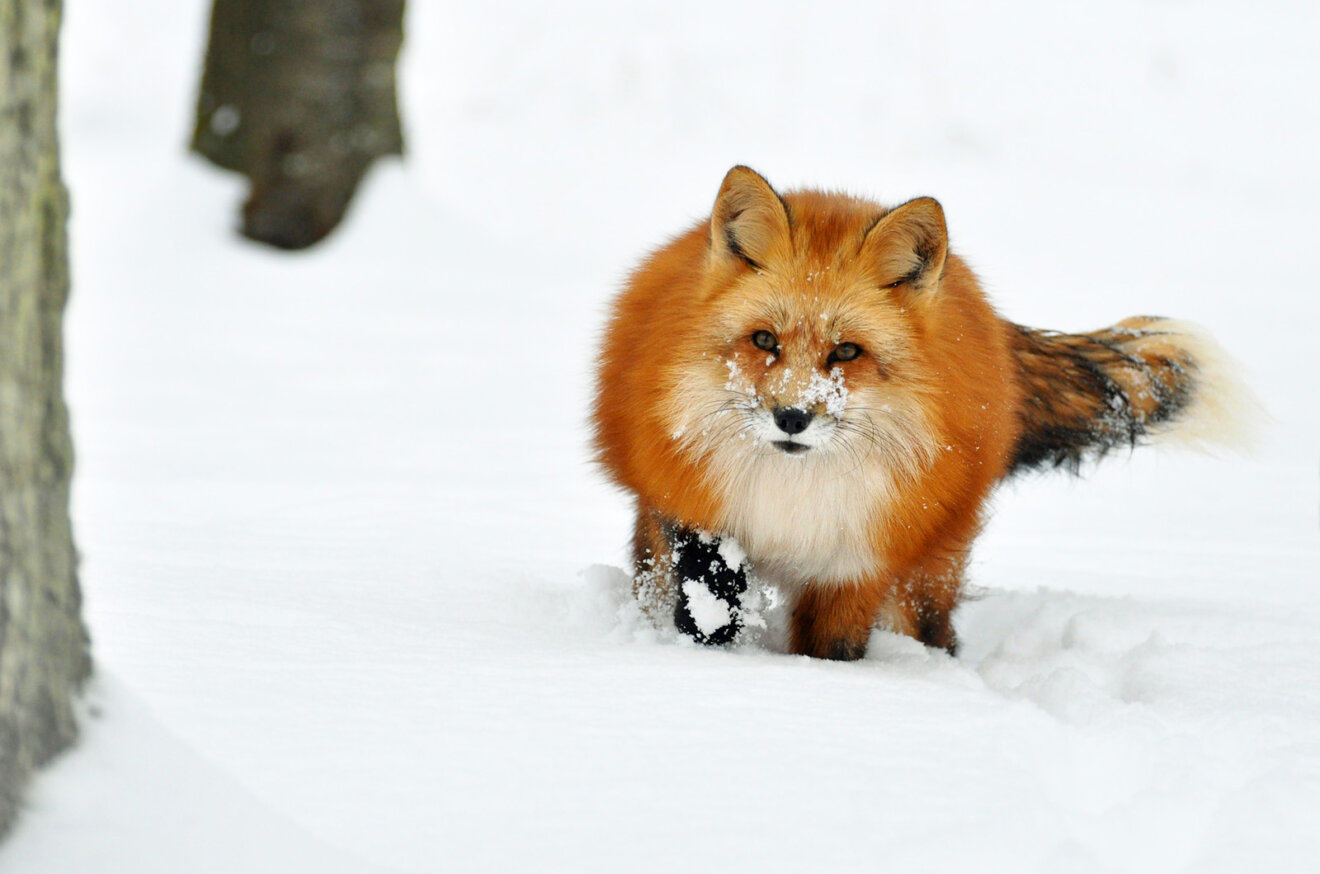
[
  {"left": 804, "top": 366, "right": 849, "bottom": 417},
  {"left": 716, "top": 535, "right": 747, "bottom": 570},
  {"left": 679, "top": 579, "right": 733, "bottom": 637},
  {"left": 3, "top": 1, "right": 1318, "bottom": 873}
]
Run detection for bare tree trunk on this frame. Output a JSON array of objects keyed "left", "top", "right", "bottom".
[
  {"left": 191, "top": 0, "right": 406, "bottom": 250},
  {"left": 0, "top": 0, "right": 91, "bottom": 839}
]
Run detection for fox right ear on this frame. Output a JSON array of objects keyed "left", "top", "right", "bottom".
[
  {"left": 859, "top": 196, "right": 948, "bottom": 296},
  {"left": 709, "top": 166, "right": 792, "bottom": 271}
]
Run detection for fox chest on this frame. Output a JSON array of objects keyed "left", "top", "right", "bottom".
[{"left": 713, "top": 457, "right": 889, "bottom": 585}]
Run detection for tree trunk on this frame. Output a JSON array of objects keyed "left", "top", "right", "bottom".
[
  {"left": 191, "top": 0, "right": 406, "bottom": 250},
  {"left": 0, "top": 0, "right": 91, "bottom": 839}
]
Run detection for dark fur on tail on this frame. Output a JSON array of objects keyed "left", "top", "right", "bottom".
[{"left": 1008, "top": 316, "right": 1204, "bottom": 475}]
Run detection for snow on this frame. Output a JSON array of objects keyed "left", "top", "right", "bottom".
[
  {"left": 680, "top": 580, "right": 734, "bottom": 638},
  {"left": 804, "top": 366, "right": 849, "bottom": 417},
  {"left": 3, "top": 1, "right": 1319, "bottom": 872},
  {"left": 716, "top": 535, "right": 747, "bottom": 571}
]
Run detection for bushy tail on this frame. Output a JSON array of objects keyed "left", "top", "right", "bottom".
[{"left": 1007, "top": 316, "right": 1254, "bottom": 476}]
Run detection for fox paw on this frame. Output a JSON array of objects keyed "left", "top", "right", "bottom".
[{"left": 670, "top": 529, "right": 747, "bottom": 645}]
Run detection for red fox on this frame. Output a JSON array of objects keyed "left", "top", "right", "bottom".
[{"left": 592, "top": 166, "right": 1248, "bottom": 660}]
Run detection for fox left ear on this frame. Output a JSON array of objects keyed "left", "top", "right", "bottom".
[
  {"left": 709, "top": 166, "right": 792, "bottom": 271},
  {"left": 859, "top": 197, "right": 948, "bottom": 295}
]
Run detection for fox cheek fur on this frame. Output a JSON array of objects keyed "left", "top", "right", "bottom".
[{"left": 592, "top": 165, "right": 1251, "bottom": 661}]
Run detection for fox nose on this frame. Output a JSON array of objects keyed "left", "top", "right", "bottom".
[{"left": 773, "top": 407, "right": 812, "bottom": 435}]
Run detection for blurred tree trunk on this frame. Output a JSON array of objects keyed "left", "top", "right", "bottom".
[
  {"left": 191, "top": 0, "right": 406, "bottom": 250},
  {"left": 0, "top": 0, "right": 92, "bottom": 839}
]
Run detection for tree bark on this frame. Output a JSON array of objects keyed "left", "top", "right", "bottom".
[
  {"left": 191, "top": 0, "right": 406, "bottom": 250},
  {"left": 0, "top": 0, "right": 91, "bottom": 839}
]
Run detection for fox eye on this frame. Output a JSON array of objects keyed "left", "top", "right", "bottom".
[
  {"left": 752, "top": 330, "right": 779, "bottom": 352},
  {"left": 881, "top": 267, "right": 922, "bottom": 290},
  {"left": 828, "top": 342, "right": 862, "bottom": 364}
]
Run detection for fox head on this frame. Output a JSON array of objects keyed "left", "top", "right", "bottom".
[{"left": 664, "top": 166, "right": 944, "bottom": 493}]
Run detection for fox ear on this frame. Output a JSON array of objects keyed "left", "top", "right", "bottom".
[
  {"left": 709, "top": 166, "right": 792, "bottom": 271},
  {"left": 859, "top": 197, "right": 948, "bottom": 295}
]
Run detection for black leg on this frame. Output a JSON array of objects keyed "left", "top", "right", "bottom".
[{"left": 668, "top": 525, "right": 747, "bottom": 646}]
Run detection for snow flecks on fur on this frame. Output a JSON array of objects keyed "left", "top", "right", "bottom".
[
  {"left": 716, "top": 535, "right": 748, "bottom": 571},
  {"left": 724, "top": 357, "right": 756, "bottom": 401},
  {"left": 680, "top": 579, "right": 733, "bottom": 637},
  {"left": 666, "top": 350, "right": 941, "bottom": 586},
  {"left": 588, "top": 557, "right": 781, "bottom": 650},
  {"left": 804, "top": 366, "right": 849, "bottom": 417}
]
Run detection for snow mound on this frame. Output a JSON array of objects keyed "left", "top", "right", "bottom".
[{"left": 0, "top": 677, "right": 388, "bottom": 874}]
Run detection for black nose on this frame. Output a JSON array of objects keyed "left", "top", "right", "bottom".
[{"left": 773, "top": 407, "right": 812, "bottom": 435}]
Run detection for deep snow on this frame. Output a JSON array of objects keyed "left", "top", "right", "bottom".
[{"left": 1, "top": 1, "right": 1318, "bottom": 872}]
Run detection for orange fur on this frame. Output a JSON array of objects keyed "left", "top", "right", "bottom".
[{"left": 592, "top": 166, "right": 1236, "bottom": 660}]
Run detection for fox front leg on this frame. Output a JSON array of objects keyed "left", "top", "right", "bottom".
[
  {"left": 791, "top": 568, "right": 962, "bottom": 659},
  {"left": 668, "top": 526, "right": 748, "bottom": 646},
  {"left": 791, "top": 584, "right": 890, "bottom": 660}
]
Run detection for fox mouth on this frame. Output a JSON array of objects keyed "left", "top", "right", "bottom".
[{"left": 773, "top": 441, "right": 810, "bottom": 455}]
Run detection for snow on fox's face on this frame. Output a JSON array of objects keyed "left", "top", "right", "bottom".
[
  {"left": 720, "top": 323, "right": 855, "bottom": 456},
  {"left": 660, "top": 178, "right": 948, "bottom": 489},
  {"left": 665, "top": 271, "right": 938, "bottom": 484},
  {"left": 661, "top": 273, "right": 940, "bottom": 583},
  {"left": 647, "top": 170, "right": 952, "bottom": 580}
]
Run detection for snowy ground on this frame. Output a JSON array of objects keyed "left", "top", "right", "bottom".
[{"left": 2, "top": 1, "right": 1318, "bottom": 872}]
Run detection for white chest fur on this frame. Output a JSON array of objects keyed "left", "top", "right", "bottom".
[{"left": 712, "top": 448, "right": 891, "bottom": 585}]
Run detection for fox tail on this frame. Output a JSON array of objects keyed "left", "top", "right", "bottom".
[{"left": 1006, "top": 316, "right": 1256, "bottom": 476}]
